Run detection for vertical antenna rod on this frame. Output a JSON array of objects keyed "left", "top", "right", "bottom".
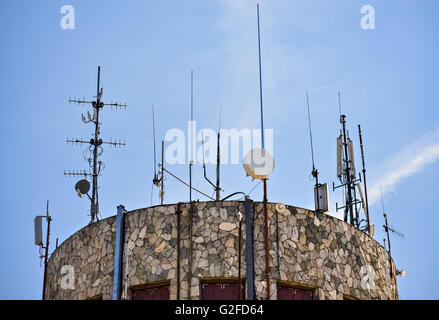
[
  {"left": 257, "top": 3, "right": 271, "bottom": 300},
  {"left": 161, "top": 140, "right": 165, "bottom": 205},
  {"left": 257, "top": 4, "right": 265, "bottom": 149},
  {"left": 381, "top": 188, "right": 394, "bottom": 280},
  {"left": 91, "top": 67, "right": 101, "bottom": 223},
  {"left": 341, "top": 114, "right": 355, "bottom": 225},
  {"left": 381, "top": 188, "right": 391, "bottom": 254},
  {"left": 216, "top": 106, "right": 222, "bottom": 201},
  {"left": 152, "top": 104, "right": 158, "bottom": 183},
  {"left": 306, "top": 91, "right": 319, "bottom": 187},
  {"left": 358, "top": 124, "right": 371, "bottom": 234},
  {"left": 189, "top": 70, "right": 194, "bottom": 203}
]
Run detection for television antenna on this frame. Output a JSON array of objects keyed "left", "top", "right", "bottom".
[
  {"left": 381, "top": 189, "right": 404, "bottom": 255},
  {"left": 65, "top": 66, "right": 126, "bottom": 224},
  {"left": 380, "top": 188, "right": 404, "bottom": 280}
]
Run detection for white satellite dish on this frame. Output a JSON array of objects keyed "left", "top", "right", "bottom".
[{"left": 243, "top": 148, "right": 274, "bottom": 180}]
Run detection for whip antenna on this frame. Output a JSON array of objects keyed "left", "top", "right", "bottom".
[
  {"left": 306, "top": 91, "right": 318, "bottom": 181},
  {"left": 152, "top": 104, "right": 160, "bottom": 189}
]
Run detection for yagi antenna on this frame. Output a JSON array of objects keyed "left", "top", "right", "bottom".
[
  {"left": 65, "top": 66, "right": 126, "bottom": 224},
  {"left": 380, "top": 187, "right": 405, "bottom": 255},
  {"left": 380, "top": 188, "right": 404, "bottom": 279}
]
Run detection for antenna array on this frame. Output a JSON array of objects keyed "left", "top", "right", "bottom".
[
  {"left": 65, "top": 66, "right": 126, "bottom": 224},
  {"left": 332, "top": 95, "right": 364, "bottom": 229}
]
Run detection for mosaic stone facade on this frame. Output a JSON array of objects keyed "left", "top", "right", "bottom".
[{"left": 45, "top": 201, "right": 398, "bottom": 300}]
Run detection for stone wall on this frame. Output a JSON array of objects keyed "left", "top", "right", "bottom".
[
  {"left": 45, "top": 216, "right": 116, "bottom": 300},
  {"left": 46, "top": 201, "right": 398, "bottom": 300}
]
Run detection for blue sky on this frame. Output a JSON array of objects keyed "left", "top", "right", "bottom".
[{"left": 0, "top": 0, "right": 438, "bottom": 299}]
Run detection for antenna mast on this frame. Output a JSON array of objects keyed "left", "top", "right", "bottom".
[
  {"left": 216, "top": 106, "right": 222, "bottom": 201},
  {"left": 381, "top": 188, "right": 404, "bottom": 256},
  {"left": 152, "top": 104, "right": 164, "bottom": 206},
  {"left": 358, "top": 124, "right": 371, "bottom": 234},
  {"left": 257, "top": 3, "right": 271, "bottom": 300},
  {"left": 189, "top": 70, "right": 194, "bottom": 203},
  {"left": 152, "top": 104, "right": 158, "bottom": 185},
  {"left": 160, "top": 140, "right": 165, "bottom": 205},
  {"left": 306, "top": 91, "right": 318, "bottom": 184},
  {"left": 201, "top": 105, "right": 222, "bottom": 201},
  {"left": 42, "top": 200, "right": 51, "bottom": 300},
  {"left": 332, "top": 94, "right": 362, "bottom": 228},
  {"left": 306, "top": 92, "right": 329, "bottom": 213},
  {"left": 66, "top": 66, "right": 126, "bottom": 224}
]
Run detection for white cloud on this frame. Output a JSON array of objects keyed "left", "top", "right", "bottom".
[{"left": 368, "top": 126, "right": 439, "bottom": 205}]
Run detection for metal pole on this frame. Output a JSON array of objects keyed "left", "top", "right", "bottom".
[
  {"left": 358, "top": 124, "right": 371, "bottom": 234},
  {"left": 384, "top": 214, "right": 391, "bottom": 255},
  {"left": 176, "top": 203, "right": 181, "bottom": 300},
  {"left": 216, "top": 132, "right": 221, "bottom": 201},
  {"left": 384, "top": 213, "right": 393, "bottom": 279},
  {"left": 257, "top": 4, "right": 270, "bottom": 300},
  {"left": 257, "top": 4, "right": 265, "bottom": 149},
  {"left": 189, "top": 70, "right": 193, "bottom": 203},
  {"left": 341, "top": 115, "right": 354, "bottom": 225},
  {"left": 161, "top": 140, "right": 164, "bottom": 205},
  {"left": 263, "top": 179, "right": 270, "bottom": 299},
  {"left": 275, "top": 206, "right": 280, "bottom": 278},
  {"left": 238, "top": 216, "right": 242, "bottom": 300},
  {"left": 90, "top": 66, "right": 101, "bottom": 224},
  {"left": 188, "top": 202, "right": 193, "bottom": 300},
  {"left": 42, "top": 200, "right": 51, "bottom": 300},
  {"left": 244, "top": 197, "right": 255, "bottom": 300}
]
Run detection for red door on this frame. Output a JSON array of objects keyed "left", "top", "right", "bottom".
[
  {"left": 132, "top": 286, "right": 170, "bottom": 300},
  {"left": 277, "top": 285, "right": 313, "bottom": 300},
  {"left": 201, "top": 283, "right": 245, "bottom": 300}
]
